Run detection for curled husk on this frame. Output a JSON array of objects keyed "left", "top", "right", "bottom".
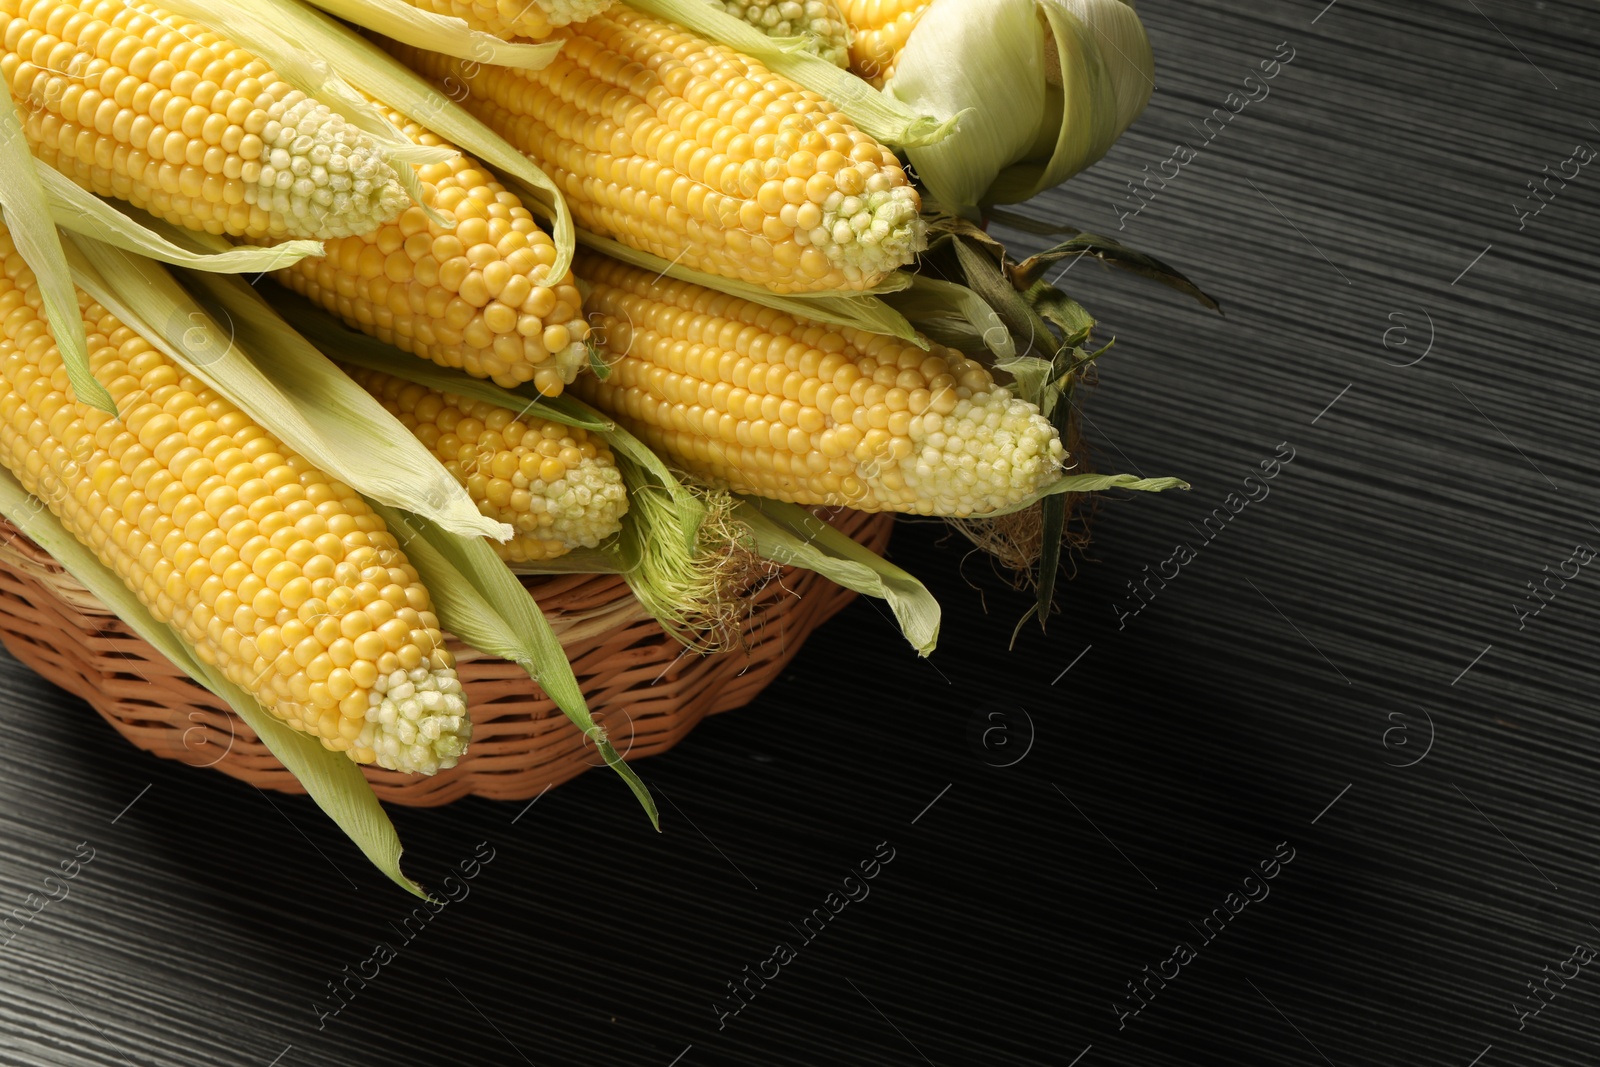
[{"left": 886, "top": 0, "right": 1153, "bottom": 210}]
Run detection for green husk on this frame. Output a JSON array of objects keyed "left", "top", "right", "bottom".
[
  {"left": 913, "top": 227, "right": 1188, "bottom": 625},
  {"left": 733, "top": 497, "right": 940, "bottom": 656},
  {"left": 0, "top": 84, "right": 112, "bottom": 414},
  {"left": 40, "top": 167, "right": 325, "bottom": 274},
  {"left": 0, "top": 468, "right": 429, "bottom": 898},
  {"left": 610, "top": 462, "right": 759, "bottom": 651},
  {"left": 62, "top": 232, "right": 508, "bottom": 540},
  {"left": 575, "top": 230, "right": 922, "bottom": 345},
  {"left": 516, "top": 394, "right": 759, "bottom": 652},
  {"left": 626, "top": 0, "right": 958, "bottom": 148},
  {"left": 985, "top": 0, "right": 1130, "bottom": 204},
  {"left": 951, "top": 237, "right": 1056, "bottom": 362},
  {"left": 298, "top": 0, "right": 564, "bottom": 69},
  {"left": 502, "top": 455, "right": 758, "bottom": 653},
  {"left": 278, "top": 293, "right": 755, "bottom": 649},
  {"left": 987, "top": 471, "right": 1190, "bottom": 518},
  {"left": 890, "top": 0, "right": 1153, "bottom": 210},
  {"left": 1009, "top": 229, "right": 1222, "bottom": 312},
  {"left": 279, "top": 294, "right": 612, "bottom": 435},
  {"left": 1032, "top": 494, "right": 1067, "bottom": 634},
  {"left": 884, "top": 275, "right": 1015, "bottom": 360},
  {"left": 367, "top": 502, "right": 659, "bottom": 829}
]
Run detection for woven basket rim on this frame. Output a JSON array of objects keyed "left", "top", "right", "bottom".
[{"left": 0, "top": 509, "right": 893, "bottom": 805}]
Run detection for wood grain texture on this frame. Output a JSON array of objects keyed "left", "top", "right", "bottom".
[{"left": 1, "top": 1, "right": 1598, "bottom": 1065}]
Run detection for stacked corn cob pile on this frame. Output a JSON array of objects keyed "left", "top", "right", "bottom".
[{"left": 0, "top": 0, "right": 1191, "bottom": 884}]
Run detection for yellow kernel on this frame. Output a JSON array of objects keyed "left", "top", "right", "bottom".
[
  {"left": 541, "top": 324, "right": 570, "bottom": 353},
  {"left": 339, "top": 611, "right": 373, "bottom": 639},
  {"left": 352, "top": 631, "right": 386, "bottom": 661},
  {"left": 349, "top": 659, "right": 379, "bottom": 689},
  {"left": 377, "top": 617, "right": 412, "bottom": 651}
]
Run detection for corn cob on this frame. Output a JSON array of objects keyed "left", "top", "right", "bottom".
[
  {"left": 569, "top": 251, "right": 1065, "bottom": 516},
  {"left": 272, "top": 106, "right": 590, "bottom": 395},
  {"left": 388, "top": 6, "right": 925, "bottom": 295},
  {"left": 837, "top": 0, "right": 927, "bottom": 87},
  {"left": 0, "top": 0, "right": 408, "bottom": 240},
  {"left": 346, "top": 366, "right": 628, "bottom": 563},
  {"left": 709, "top": 0, "right": 851, "bottom": 67},
  {"left": 402, "top": 0, "right": 611, "bottom": 42},
  {"left": 0, "top": 229, "right": 469, "bottom": 773}
]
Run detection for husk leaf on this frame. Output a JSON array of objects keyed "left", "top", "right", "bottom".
[
  {"left": 576, "top": 231, "right": 922, "bottom": 345},
  {"left": 1009, "top": 228, "right": 1221, "bottom": 311},
  {"left": 891, "top": 0, "right": 1153, "bottom": 209},
  {"left": 299, "top": 0, "right": 564, "bottom": 69},
  {"left": 733, "top": 497, "right": 940, "bottom": 656},
  {"left": 277, "top": 293, "right": 612, "bottom": 434},
  {"left": 63, "top": 232, "right": 507, "bottom": 540},
  {"left": 40, "top": 167, "right": 325, "bottom": 274},
  {"left": 366, "top": 501, "right": 659, "bottom": 829},
  {"left": 0, "top": 85, "right": 111, "bottom": 413},
  {"left": 885, "top": 274, "right": 1016, "bottom": 360},
  {"left": 986, "top": 471, "right": 1189, "bottom": 518},
  {"left": 612, "top": 463, "right": 757, "bottom": 651},
  {"left": 0, "top": 468, "right": 429, "bottom": 898},
  {"left": 278, "top": 294, "right": 748, "bottom": 648},
  {"left": 625, "top": 0, "right": 957, "bottom": 148},
  {"left": 519, "top": 392, "right": 756, "bottom": 650}
]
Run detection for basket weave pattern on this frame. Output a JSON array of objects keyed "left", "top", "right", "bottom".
[{"left": 0, "top": 511, "right": 890, "bottom": 806}]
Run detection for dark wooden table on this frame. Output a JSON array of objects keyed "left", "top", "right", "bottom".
[{"left": 3, "top": 1, "right": 1598, "bottom": 1064}]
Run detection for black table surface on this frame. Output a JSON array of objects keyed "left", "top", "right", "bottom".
[{"left": 4, "top": 1, "right": 1599, "bottom": 1065}]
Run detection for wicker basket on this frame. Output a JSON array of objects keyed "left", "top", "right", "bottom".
[{"left": 0, "top": 510, "right": 891, "bottom": 806}]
